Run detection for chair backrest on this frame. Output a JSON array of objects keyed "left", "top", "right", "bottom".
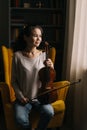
[
  {"left": 2, "top": 46, "right": 16, "bottom": 102},
  {"left": 1, "top": 45, "right": 56, "bottom": 102}
]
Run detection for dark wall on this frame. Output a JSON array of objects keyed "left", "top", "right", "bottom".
[{"left": 0, "top": 0, "right": 9, "bottom": 47}]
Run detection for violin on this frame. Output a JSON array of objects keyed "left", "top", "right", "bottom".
[
  {"left": 31, "top": 79, "right": 81, "bottom": 104},
  {"left": 38, "top": 42, "right": 58, "bottom": 104}
]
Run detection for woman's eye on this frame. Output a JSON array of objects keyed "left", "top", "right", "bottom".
[
  {"left": 32, "top": 35, "right": 42, "bottom": 38},
  {"left": 32, "top": 35, "right": 37, "bottom": 37}
]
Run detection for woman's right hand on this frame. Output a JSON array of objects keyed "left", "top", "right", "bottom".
[{"left": 20, "top": 97, "right": 29, "bottom": 104}]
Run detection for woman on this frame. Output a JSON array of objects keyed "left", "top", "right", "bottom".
[{"left": 11, "top": 25, "right": 54, "bottom": 130}]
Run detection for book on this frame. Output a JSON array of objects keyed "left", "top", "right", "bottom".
[
  {"left": 15, "top": 0, "right": 19, "bottom": 7},
  {"left": 11, "top": 28, "right": 19, "bottom": 41}
]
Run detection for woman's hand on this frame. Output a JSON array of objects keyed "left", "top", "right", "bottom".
[
  {"left": 44, "top": 58, "right": 54, "bottom": 68},
  {"left": 20, "top": 97, "right": 29, "bottom": 104}
]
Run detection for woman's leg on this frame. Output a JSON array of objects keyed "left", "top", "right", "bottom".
[
  {"left": 37, "top": 104, "right": 54, "bottom": 130},
  {"left": 33, "top": 101, "right": 54, "bottom": 130},
  {"left": 13, "top": 100, "right": 32, "bottom": 130}
]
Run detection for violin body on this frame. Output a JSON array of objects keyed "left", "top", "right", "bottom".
[
  {"left": 38, "top": 66, "right": 58, "bottom": 104},
  {"left": 39, "top": 67, "right": 56, "bottom": 88},
  {"left": 38, "top": 90, "right": 58, "bottom": 104},
  {"left": 38, "top": 42, "right": 58, "bottom": 104}
]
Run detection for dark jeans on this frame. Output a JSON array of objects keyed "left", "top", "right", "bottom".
[{"left": 13, "top": 100, "right": 54, "bottom": 130}]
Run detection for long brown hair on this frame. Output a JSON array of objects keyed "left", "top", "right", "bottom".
[{"left": 12, "top": 24, "right": 43, "bottom": 52}]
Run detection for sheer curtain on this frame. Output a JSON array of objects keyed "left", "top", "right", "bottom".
[{"left": 62, "top": 0, "right": 87, "bottom": 129}]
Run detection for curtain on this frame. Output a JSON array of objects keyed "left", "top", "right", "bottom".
[{"left": 62, "top": 0, "right": 87, "bottom": 130}]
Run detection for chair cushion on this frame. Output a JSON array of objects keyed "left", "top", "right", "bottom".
[{"left": 51, "top": 100, "right": 65, "bottom": 113}]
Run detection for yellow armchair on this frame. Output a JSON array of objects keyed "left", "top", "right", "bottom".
[{"left": 0, "top": 45, "right": 70, "bottom": 130}]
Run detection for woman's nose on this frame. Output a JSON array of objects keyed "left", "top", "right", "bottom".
[{"left": 37, "top": 36, "right": 41, "bottom": 40}]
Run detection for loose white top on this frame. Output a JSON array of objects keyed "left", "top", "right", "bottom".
[{"left": 11, "top": 51, "right": 46, "bottom": 100}]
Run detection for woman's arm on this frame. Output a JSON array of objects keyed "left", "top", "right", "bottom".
[{"left": 11, "top": 54, "right": 25, "bottom": 101}]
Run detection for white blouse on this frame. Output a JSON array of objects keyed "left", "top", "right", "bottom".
[{"left": 11, "top": 51, "right": 46, "bottom": 101}]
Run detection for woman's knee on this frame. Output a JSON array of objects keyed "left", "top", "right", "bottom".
[
  {"left": 41, "top": 104, "right": 54, "bottom": 117},
  {"left": 47, "top": 109, "right": 54, "bottom": 117}
]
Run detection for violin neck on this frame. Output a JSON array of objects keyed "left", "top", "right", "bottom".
[{"left": 45, "top": 41, "right": 49, "bottom": 60}]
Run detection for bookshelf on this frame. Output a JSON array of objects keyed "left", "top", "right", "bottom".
[
  {"left": 9, "top": 0, "right": 67, "bottom": 81},
  {"left": 8, "top": 0, "right": 67, "bottom": 80}
]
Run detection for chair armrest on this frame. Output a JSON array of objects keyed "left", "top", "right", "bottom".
[{"left": 53, "top": 81, "right": 70, "bottom": 101}]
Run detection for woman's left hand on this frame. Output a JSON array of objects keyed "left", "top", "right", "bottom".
[{"left": 44, "top": 58, "right": 54, "bottom": 68}]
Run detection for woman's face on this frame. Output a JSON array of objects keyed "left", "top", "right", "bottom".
[{"left": 25, "top": 28, "right": 42, "bottom": 48}]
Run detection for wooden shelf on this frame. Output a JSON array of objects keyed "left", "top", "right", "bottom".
[
  {"left": 11, "top": 23, "right": 64, "bottom": 28},
  {"left": 11, "top": 7, "right": 63, "bottom": 11}
]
